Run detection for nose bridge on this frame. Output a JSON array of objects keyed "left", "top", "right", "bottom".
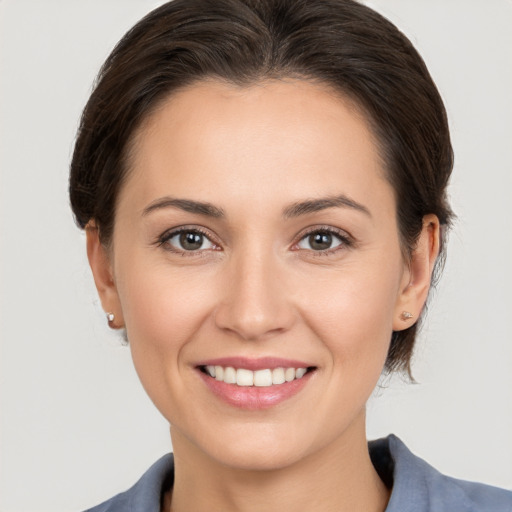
[{"left": 214, "top": 241, "right": 293, "bottom": 340}]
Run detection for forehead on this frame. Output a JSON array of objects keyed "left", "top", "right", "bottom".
[{"left": 122, "top": 79, "right": 390, "bottom": 212}]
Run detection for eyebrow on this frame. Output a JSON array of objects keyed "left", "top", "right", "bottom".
[
  {"left": 142, "top": 194, "right": 370, "bottom": 219},
  {"left": 142, "top": 197, "right": 225, "bottom": 218},
  {"left": 283, "top": 194, "right": 372, "bottom": 218}
]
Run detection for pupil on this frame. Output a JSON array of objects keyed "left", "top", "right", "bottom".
[
  {"left": 310, "top": 232, "right": 332, "bottom": 250},
  {"left": 180, "top": 231, "right": 203, "bottom": 250}
]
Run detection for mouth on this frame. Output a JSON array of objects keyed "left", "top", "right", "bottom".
[
  {"left": 198, "top": 364, "right": 316, "bottom": 387},
  {"left": 195, "top": 358, "right": 317, "bottom": 409}
]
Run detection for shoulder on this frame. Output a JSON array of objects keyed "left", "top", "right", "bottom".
[
  {"left": 82, "top": 453, "right": 174, "bottom": 512},
  {"left": 369, "top": 435, "right": 512, "bottom": 512}
]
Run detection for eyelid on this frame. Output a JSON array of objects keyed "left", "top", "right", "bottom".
[
  {"left": 291, "top": 225, "right": 354, "bottom": 253},
  {"left": 156, "top": 225, "right": 221, "bottom": 254},
  {"left": 154, "top": 224, "right": 353, "bottom": 256}
]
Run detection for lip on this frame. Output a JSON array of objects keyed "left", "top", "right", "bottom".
[
  {"left": 195, "top": 357, "right": 316, "bottom": 410},
  {"left": 195, "top": 356, "right": 313, "bottom": 371}
]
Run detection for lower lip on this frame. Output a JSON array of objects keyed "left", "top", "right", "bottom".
[{"left": 197, "top": 369, "right": 314, "bottom": 410}]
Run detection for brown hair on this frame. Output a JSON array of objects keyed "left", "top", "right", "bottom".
[{"left": 69, "top": 0, "right": 454, "bottom": 375}]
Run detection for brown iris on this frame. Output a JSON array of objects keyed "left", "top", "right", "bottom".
[
  {"left": 180, "top": 231, "right": 204, "bottom": 250},
  {"left": 308, "top": 232, "right": 333, "bottom": 250}
]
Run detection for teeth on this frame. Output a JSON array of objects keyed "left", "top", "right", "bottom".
[
  {"left": 236, "top": 369, "right": 254, "bottom": 386},
  {"left": 224, "top": 366, "right": 236, "bottom": 384},
  {"left": 204, "top": 365, "right": 310, "bottom": 387},
  {"left": 254, "top": 369, "right": 272, "bottom": 387},
  {"left": 272, "top": 367, "right": 285, "bottom": 385},
  {"left": 285, "top": 367, "right": 295, "bottom": 382},
  {"left": 296, "top": 368, "right": 307, "bottom": 378}
]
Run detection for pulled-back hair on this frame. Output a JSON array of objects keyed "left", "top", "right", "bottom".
[{"left": 70, "top": 0, "right": 454, "bottom": 375}]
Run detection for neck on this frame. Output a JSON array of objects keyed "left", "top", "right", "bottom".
[{"left": 165, "top": 413, "right": 389, "bottom": 512}]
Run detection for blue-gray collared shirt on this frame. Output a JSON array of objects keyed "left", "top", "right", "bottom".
[{"left": 84, "top": 435, "right": 512, "bottom": 511}]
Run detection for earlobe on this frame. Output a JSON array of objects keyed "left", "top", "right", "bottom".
[
  {"left": 86, "top": 223, "right": 124, "bottom": 328},
  {"left": 393, "top": 214, "right": 440, "bottom": 331}
]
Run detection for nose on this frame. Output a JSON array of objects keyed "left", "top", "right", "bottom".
[{"left": 214, "top": 249, "right": 296, "bottom": 341}]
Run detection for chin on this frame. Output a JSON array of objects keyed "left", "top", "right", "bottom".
[
  {"left": 214, "top": 441, "right": 304, "bottom": 472},
  {"left": 176, "top": 419, "right": 310, "bottom": 472}
]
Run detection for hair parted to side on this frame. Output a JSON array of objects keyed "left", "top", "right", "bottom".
[{"left": 69, "top": 0, "right": 454, "bottom": 376}]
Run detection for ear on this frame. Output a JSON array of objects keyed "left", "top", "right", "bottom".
[
  {"left": 393, "top": 214, "right": 440, "bottom": 331},
  {"left": 86, "top": 223, "right": 124, "bottom": 329}
]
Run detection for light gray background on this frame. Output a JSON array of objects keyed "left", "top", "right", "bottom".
[{"left": 1, "top": 1, "right": 511, "bottom": 511}]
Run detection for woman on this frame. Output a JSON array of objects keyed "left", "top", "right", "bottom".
[{"left": 68, "top": 0, "right": 512, "bottom": 510}]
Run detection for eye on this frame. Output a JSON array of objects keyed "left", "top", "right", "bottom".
[
  {"left": 296, "top": 229, "right": 349, "bottom": 252},
  {"left": 161, "top": 228, "right": 217, "bottom": 252}
]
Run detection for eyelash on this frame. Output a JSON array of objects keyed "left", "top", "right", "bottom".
[
  {"left": 156, "top": 226, "right": 220, "bottom": 257},
  {"left": 292, "top": 226, "right": 354, "bottom": 255},
  {"left": 156, "top": 225, "right": 353, "bottom": 256}
]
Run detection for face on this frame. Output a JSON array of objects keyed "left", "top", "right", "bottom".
[{"left": 93, "top": 79, "right": 423, "bottom": 471}]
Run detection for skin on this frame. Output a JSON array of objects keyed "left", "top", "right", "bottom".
[{"left": 87, "top": 79, "right": 440, "bottom": 512}]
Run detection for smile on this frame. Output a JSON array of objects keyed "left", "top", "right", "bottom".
[
  {"left": 196, "top": 358, "right": 317, "bottom": 409},
  {"left": 201, "top": 365, "right": 311, "bottom": 387}
]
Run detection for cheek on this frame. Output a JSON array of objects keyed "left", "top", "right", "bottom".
[
  {"left": 114, "top": 257, "right": 216, "bottom": 398},
  {"left": 298, "top": 257, "right": 402, "bottom": 372},
  {"left": 117, "top": 254, "right": 213, "bottom": 341}
]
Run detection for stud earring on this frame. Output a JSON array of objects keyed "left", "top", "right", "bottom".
[
  {"left": 400, "top": 311, "right": 413, "bottom": 321},
  {"left": 106, "top": 312, "right": 115, "bottom": 323}
]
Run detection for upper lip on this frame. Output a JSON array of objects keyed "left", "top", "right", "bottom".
[{"left": 195, "top": 356, "right": 315, "bottom": 371}]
